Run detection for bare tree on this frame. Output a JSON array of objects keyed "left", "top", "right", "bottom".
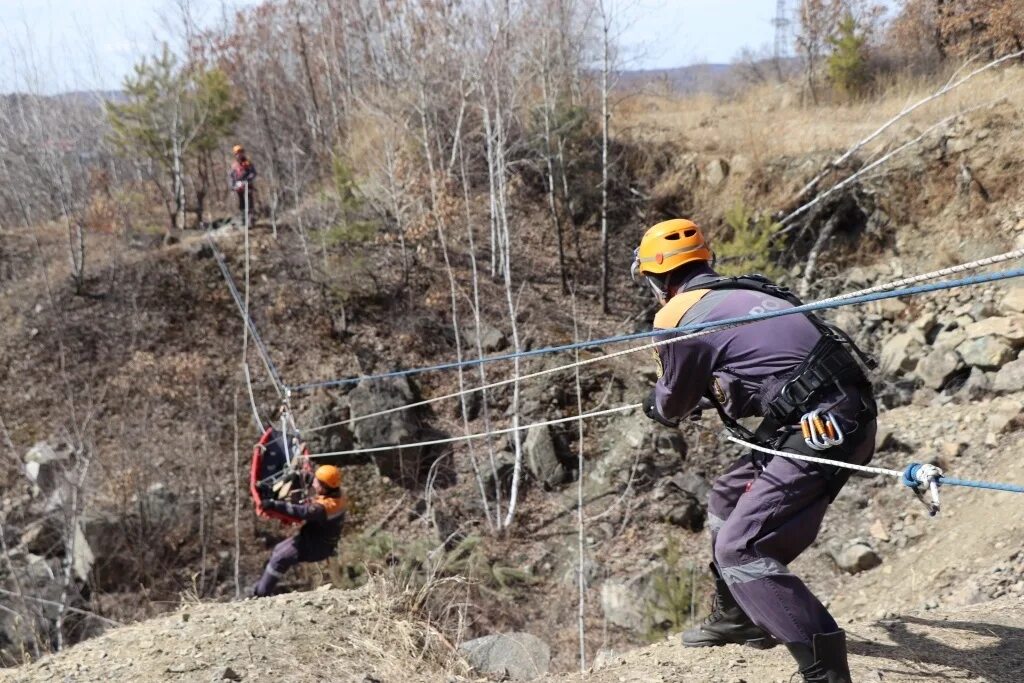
[{"left": 795, "top": 0, "right": 843, "bottom": 104}]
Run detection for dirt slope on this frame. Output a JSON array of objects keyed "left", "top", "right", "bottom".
[
  {"left": 4, "top": 585, "right": 1022, "bottom": 683},
  {"left": 552, "top": 597, "right": 1024, "bottom": 683},
  {"left": 0, "top": 582, "right": 466, "bottom": 683}
]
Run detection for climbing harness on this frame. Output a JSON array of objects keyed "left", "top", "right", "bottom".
[
  {"left": 669, "top": 274, "right": 876, "bottom": 448},
  {"left": 800, "top": 410, "right": 845, "bottom": 451}
]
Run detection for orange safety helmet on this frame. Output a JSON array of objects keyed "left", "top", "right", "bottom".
[
  {"left": 632, "top": 219, "right": 712, "bottom": 276},
  {"left": 632, "top": 219, "right": 713, "bottom": 302},
  {"left": 314, "top": 465, "right": 342, "bottom": 489},
  {"left": 232, "top": 144, "right": 245, "bottom": 155}
]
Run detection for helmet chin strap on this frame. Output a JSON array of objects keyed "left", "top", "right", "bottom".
[{"left": 645, "top": 275, "right": 667, "bottom": 303}]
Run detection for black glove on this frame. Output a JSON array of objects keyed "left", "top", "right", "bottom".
[
  {"left": 261, "top": 497, "right": 280, "bottom": 511},
  {"left": 643, "top": 390, "right": 679, "bottom": 428}
]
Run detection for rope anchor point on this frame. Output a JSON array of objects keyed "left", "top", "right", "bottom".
[{"left": 902, "top": 462, "right": 943, "bottom": 517}]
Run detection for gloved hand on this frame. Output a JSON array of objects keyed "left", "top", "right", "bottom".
[
  {"left": 261, "top": 497, "right": 280, "bottom": 511},
  {"left": 643, "top": 390, "right": 680, "bottom": 428}
]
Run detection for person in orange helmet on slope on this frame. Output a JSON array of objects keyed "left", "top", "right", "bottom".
[
  {"left": 634, "top": 218, "right": 877, "bottom": 683},
  {"left": 230, "top": 144, "right": 257, "bottom": 221},
  {"left": 252, "top": 464, "right": 346, "bottom": 597}
]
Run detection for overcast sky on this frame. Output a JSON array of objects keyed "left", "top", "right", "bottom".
[{"left": 0, "top": 0, "right": 788, "bottom": 93}]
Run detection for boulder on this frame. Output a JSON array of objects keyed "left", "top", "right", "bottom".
[
  {"left": 729, "top": 154, "right": 753, "bottom": 176},
  {"left": 80, "top": 512, "right": 134, "bottom": 590},
  {"left": 665, "top": 496, "right": 704, "bottom": 530},
  {"left": 835, "top": 543, "right": 882, "bottom": 574},
  {"left": 524, "top": 424, "right": 564, "bottom": 489},
  {"left": 880, "top": 331, "right": 924, "bottom": 374},
  {"left": 345, "top": 378, "right": 448, "bottom": 486},
  {"left": 600, "top": 579, "right": 648, "bottom": 632},
  {"left": 588, "top": 417, "right": 651, "bottom": 491},
  {"left": 915, "top": 350, "right": 962, "bottom": 390},
  {"left": 956, "top": 368, "right": 992, "bottom": 402},
  {"left": 933, "top": 327, "right": 967, "bottom": 352},
  {"left": 459, "top": 632, "right": 551, "bottom": 681},
  {"left": 301, "top": 401, "right": 354, "bottom": 457},
  {"left": 964, "top": 317, "right": 1024, "bottom": 346},
  {"left": 464, "top": 321, "right": 508, "bottom": 353},
  {"left": 18, "top": 517, "right": 63, "bottom": 556},
  {"left": 346, "top": 377, "right": 418, "bottom": 448},
  {"left": 23, "top": 441, "right": 74, "bottom": 495},
  {"left": 871, "top": 298, "right": 907, "bottom": 321},
  {"left": 667, "top": 471, "right": 712, "bottom": 502},
  {"left": 993, "top": 359, "right": 1024, "bottom": 394},
  {"left": 1000, "top": 287, "right": 1024, "bottom": 315},
  {"left": 956, "top": 336, "right": 1016, "bottom": 369},
  {"left": 704, "top": 158, "right": 730, "bottom": 187},
  {"left": 653, "top": 431, "right": 687, "bottom": 458},
  {"left": 657, "top": 472, "right": 710, "bottom": 531},
  {"left": 986, "top": 397, "right": 1024, "bottom": 434}
]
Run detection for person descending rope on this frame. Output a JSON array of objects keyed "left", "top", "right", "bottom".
[
  {"left": 252, "top": 464, "right": 346, "bottom": 598},
  {"left": 230, "top": 144, "right": 257, "bottom": 221},
  {"left": 634, "top": 219, "right": 878, "bottom": 683}
]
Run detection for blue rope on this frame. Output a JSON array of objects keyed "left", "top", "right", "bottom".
[
  {"left": 902, "top": 463, "right": 1024, "bottom": 494},
  {"left": 937, "top": 476, "right": 1024, "bottom": 494},
  {"left": 290, "top": 265, "right": 1024, "bottom": 392}
]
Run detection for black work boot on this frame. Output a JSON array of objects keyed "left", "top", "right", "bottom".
[
  {"left": 681, "top": 572, "right": 777, "bottom": 649},
  {"left": 786, "top": 630, "right": 852, "bottom": 682}
]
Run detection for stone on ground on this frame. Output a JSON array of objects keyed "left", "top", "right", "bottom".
[
  {"left": 836, "top": 543, "right": 882, "bottom": 574},
  {"left": 459, "top": 632, "right": 551, "bottom": 681}
]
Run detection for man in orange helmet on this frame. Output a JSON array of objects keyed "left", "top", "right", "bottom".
[
  {"left": 230, "top": 144, "right": 257, "bottom": 221},
  {"left": 634, "top": 219, "right": 877, "bottom": 683},
  {"left": 252, "top": 464, "right": 346, "bottom": 598}
]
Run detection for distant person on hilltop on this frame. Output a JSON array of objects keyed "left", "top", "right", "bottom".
[
  {"left": 230, "top": 144, "right": 257, "bottom": 221},
  {"left": 252, "top": 465, "right": 346, "bottom": 598},
  {"left": 634, "top": 219, "right": 877, "bottom": 683}
]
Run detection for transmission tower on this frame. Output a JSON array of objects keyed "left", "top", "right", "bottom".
[{"left": 772, "top": 0, "right": 791, "bottom": 79}]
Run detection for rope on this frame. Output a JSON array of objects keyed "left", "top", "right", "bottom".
[
  {"left": 307, "top": 403, "right": 640, "bottom": 460},
  {"left": 729, "top": 438, "right": 1024, "bottom": 496},
  {"left": 305, "top": 263, "right": 1024, "bottom": 434},
  {"left": 292, "top": 250, "right": 1024, "bottom": 394},
  {"left": 207, "top": 233, "right": 286, "bottom": 397},
  {"left": 309, "top": 408, "right": 1024, "bottom": 499},
  {"left": 726, "top": 437, "right": 905, "bottom": 478},
  {"left": 937, "top": 476, "right": 1024, "bottom": 494}
]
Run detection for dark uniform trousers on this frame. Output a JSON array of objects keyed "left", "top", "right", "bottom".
[{"left": 707, "top": 420, "right": 877, "bottom": 645}]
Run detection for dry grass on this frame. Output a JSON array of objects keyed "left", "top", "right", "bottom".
[
  {"left": 0, "top": 579, "right": 470, "bottom": 683},
  {"left": 617, "top": 64, "right": 1024, "bottom": 163}
]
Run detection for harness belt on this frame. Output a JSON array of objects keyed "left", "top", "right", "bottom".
[{"left": 681, "top": 274, "right": 877, "bottom": 445}]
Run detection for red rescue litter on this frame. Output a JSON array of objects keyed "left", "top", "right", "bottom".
[{"left": 250, "top": 427, "right": 311, "bottom": 525}]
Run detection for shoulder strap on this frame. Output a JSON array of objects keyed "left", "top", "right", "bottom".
[
  {"left": 683, "top": 274, "right": 803, "bottom": 307},
  {"left": 685, "top": 273, "right": 877, "bottom": 370},
  {"left": 653, "top": 289, "right": 711, "bottom": 330}
]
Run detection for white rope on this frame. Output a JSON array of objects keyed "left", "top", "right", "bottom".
[
  {"left": 726, "top": 437, "right": 904, "bottom": 478},
  {"left": 306, "top": 246, "right": 1024, "bottom": 435},
  {"left": 307, "top": 403, "right": 640, "bottom": 459}
]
